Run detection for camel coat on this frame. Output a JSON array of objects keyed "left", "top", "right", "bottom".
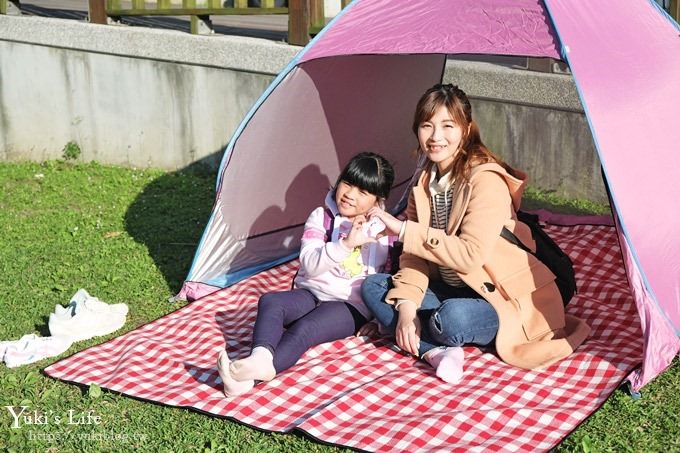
[{"left": 386, "top": 162, "right": 590, "bottom": 369}]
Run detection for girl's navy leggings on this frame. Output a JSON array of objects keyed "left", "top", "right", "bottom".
[{"left": 251, "top": 288, "right": 367, "bottom": 374}]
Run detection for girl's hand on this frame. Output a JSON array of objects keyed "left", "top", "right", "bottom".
[
  {"left": 367, "top": 207, "right": 403, "bottom": 237},
  {"left": 356, "top": 321, "right": 380, "bottom": 338},
  {"left": 395, "top": 300, "right": 420, "bottom": 356},
  {"left": 342, "top": 215, "right": 376, "bottom": 249}
]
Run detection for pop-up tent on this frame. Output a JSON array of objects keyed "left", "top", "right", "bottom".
[{"left": 179, "top": 0, "right": 679, "bottom": 391}]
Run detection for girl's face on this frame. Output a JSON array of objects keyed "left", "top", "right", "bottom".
[
  {"left": 418, "top": 105, "right": 465, "bottom": 175},
  {"left": 335, "top": 181, "right": 379, "bottom": 220}
]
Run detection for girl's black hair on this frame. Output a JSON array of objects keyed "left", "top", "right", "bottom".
[{"left": 335, "top": 151, "right": 395, "bottom": 200}]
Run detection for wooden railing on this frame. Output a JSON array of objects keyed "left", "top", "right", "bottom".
[
  {"left": 2, "top": 1, "right": 678, "bottom": 46},
  {"left": 87, "top": 0, "right": 351, "bottom": 45},
  {"left": 0, "top": 0, "right": 350, "bottom": 45}
]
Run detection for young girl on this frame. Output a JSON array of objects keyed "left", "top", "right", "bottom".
[{"left": 217, "top": 151, "right": 395, "bottom": 397}]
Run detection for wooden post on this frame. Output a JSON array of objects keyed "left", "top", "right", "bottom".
[
  {"left": 310, "top": 0, "right": 324, "bottom": 32},
  {"left": 191, "top": 15, "right": 213, "bottom": 34},
  {"left": 670, "top": 0, "right": 679, "bottom": 22},
  {"left": 288, "top": 0, "right": 310, "bottom": 46},
  {"left": 88, "top": 0, "right": 107, "bottom": 24},
  {"left": 0, "top": 0, "right": 20, "bottom": 15},
  {"left": 526, "top": 57, "right": 555, "bottom": 73}
]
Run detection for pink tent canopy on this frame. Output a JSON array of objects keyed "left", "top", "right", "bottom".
[
  {"left": 181, "top": 0, "right": 680, "bottom": 390},
  {"left": 300, "top": 0, "right": 562, "bottom": 61},
  {"left": 545, "top": 0, "right": 680, "bottom": 389}
]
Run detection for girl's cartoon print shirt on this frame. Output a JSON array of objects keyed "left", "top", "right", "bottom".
[{"left": 294, "top": 191, "right": 391, "bottom": 319}]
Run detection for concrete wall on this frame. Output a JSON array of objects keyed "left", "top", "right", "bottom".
[
  {"left": 0, "top": 15, "right": 298, "bottom": 169},
  {"left": 0, "top": 15, "right": 607, "bottom": 201},
  {"left": 444, "top": 60, "right": 606, "bottom": 202}
]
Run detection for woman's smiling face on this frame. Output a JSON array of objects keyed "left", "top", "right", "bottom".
[{"left": 418, "top": 105, "right": 465, "bottom": 175}]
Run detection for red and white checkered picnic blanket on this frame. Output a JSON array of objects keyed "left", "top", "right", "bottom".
[{"left": 44, "top": 224, "right": 642, "bottom": 452}]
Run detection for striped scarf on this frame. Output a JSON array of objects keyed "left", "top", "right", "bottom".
[{"left": 429, "top": 167, "right": 466, "bottom": 287}]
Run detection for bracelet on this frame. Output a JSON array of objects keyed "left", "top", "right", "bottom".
[
  {"left": 398, "top": 221, "right": 407, "bottom": 241},
  {"left": 394, "top": 299, "right": 415, "bottom": 311}
]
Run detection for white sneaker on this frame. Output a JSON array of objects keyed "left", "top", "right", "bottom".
[
  {"left": 1, "top": 334, "right": 38, "bottom": 362},
  {"left": 3, "top": 335, "right": 73, "bottom": 368},
  {"left": 52, "top": 288, "right": 88, "bottom": 318},
  {"left": 53, "top": 289, "right": 128, "bottom": 320},
  {"left": 49, "top": 292, "right": 128, "bottom": 342}
]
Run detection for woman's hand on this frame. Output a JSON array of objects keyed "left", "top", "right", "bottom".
[
  {"left": 367, "top": 207, "right": 403, "bottom": 237},
  {"left": 395, "top": 300, "right": 421, "bottom": 356}
]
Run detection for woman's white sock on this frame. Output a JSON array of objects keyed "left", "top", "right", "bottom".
[{"left": 424, "top": 346, "right": 464, "bottom": 384}]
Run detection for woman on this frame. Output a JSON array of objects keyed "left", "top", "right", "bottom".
[{"left": 362, "top": 84, "right": 589, "bottom": 383}]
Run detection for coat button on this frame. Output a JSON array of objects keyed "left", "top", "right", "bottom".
[
  {"left": 482, "top": 282, "right": 496, "bottom": 293},
  {"left": 429, "top": 238, "right": 439, "bottom": 246}
]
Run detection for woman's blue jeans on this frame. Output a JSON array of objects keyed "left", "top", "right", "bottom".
[{"left": 361, "top": 273, "right": 499, "bottom": 357}]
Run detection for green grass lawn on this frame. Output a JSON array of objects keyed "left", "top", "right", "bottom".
[{"left": 0, "top": 160, "right": 677, "bottom": 452}]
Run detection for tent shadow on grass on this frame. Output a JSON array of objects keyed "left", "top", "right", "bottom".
[{"left": 123, "top": 162, "right": 218, "bottom": 294}]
